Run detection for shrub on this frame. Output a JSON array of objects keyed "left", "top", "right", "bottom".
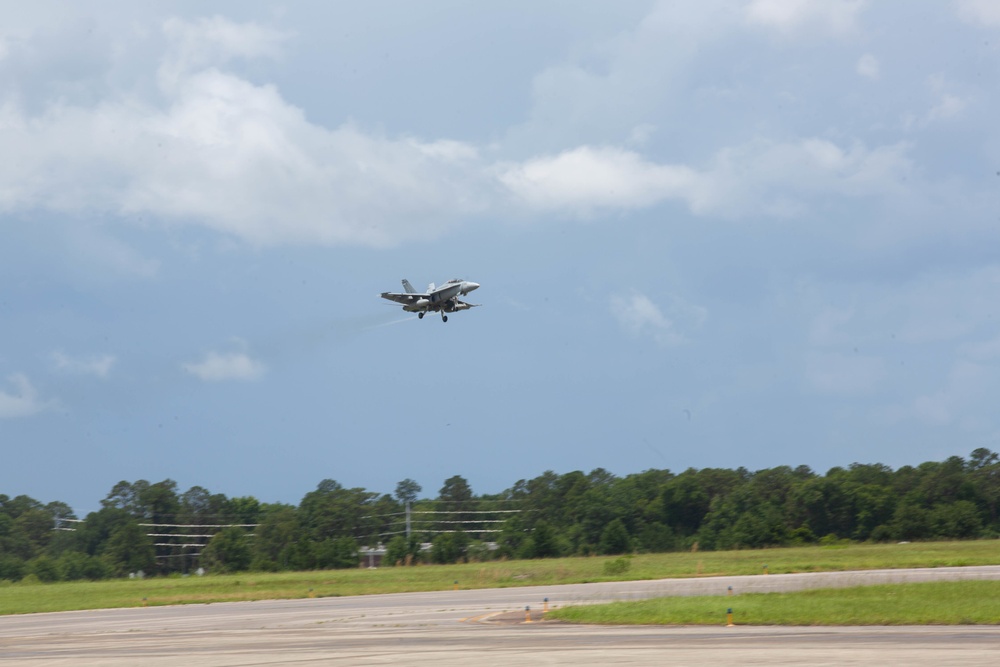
[
  {"left": 818, "top": 533, "right": 851, "bottom": 548},
  {"left": 431, "top": 531, "right": 468, "bottom": 564},
  {"left": 0, "top": 556, "right": 25, "bottom": 582},
  {"left": 603, "top": 556, "right": 632, "bottom": 576},
  {"left": 789, "top": 526, "right": 816, "bottom": 545},
  {"left": 57, "top": 551, "right": 110, "bottom": 581},
  {"left": 29, "top": 555, "right": 60, "bottom": 582},
  {"left": 250, "top": 556, "right": 279, "bottom": 572}
]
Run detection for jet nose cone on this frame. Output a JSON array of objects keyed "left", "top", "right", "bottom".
[{"left": 464, "top": 281, "right": 480, "bottom": 293}]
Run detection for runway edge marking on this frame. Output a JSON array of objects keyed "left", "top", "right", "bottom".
[{"left": 461, "top": 611, "right": 505, "bottom": 623}]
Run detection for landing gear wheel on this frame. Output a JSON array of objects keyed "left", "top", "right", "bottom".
[
  {"left": 442, "top": 315, "right": 449, "bottom": 322},
  {"left": 418, "top": 312, "right": 425, "bottom": 319}
]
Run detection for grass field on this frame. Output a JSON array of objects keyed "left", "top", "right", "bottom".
[
  {"left": 1, "top": 539, "right": 998, "bottom": 615},
  {"left": 547, "top": 580, "right": 1000, "bottom": 626}
]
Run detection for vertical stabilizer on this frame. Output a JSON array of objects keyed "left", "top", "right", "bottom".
[{"left": 402, "top": 279, "right": 417, "bottom": 294}]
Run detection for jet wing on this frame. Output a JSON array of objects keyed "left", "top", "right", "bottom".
[{"left": 380, "top": 292, "right": 423, "bottom": 305}]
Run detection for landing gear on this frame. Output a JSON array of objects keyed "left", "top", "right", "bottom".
[
  {"left": 442, "top": 315, "right": 449, "bottom": 323},
  {"left": 418, "top": 312, "right": 425, "bottom": 319}
]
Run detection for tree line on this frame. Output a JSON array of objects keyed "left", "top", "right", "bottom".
[{"left": 2, "top": 448, "right": 999, "bottom": 582}]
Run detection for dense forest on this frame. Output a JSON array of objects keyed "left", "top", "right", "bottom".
[{"left": 2, "top": 448, "right": 999, "bottom": 582}]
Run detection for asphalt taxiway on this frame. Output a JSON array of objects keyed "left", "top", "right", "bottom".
[{"left": 2, "top": 566, "right": 998, "bottom": 666}]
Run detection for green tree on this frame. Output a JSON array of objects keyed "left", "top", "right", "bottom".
[
  {"left": 282, "top": 538, "right": 316, "bottom": 570},
  {"left": 75, "top": 507, "right": 132, "bottom": 558},
  {"left": 659, "top": 470, "right": 713, "bottom": 535},
  {"left": 315, "top": 536, "right": 358, "bottom": 569},
  {"left": 599, "top": 518, "right": 632, "bottom": 555},
  {"left": 28, "top": 555, "right": 60, "bottom": 582},
  {"left": 395, "top": 479, "right": 422, "bottom": 505},
  {"left": 253, "top": 506, "right": 300, "bottom": 569},
  {"left": 102, "top": 480, "right": 150, "bottom": 515},
  {"left": 0, "top": 555, "right": 25, "bottom": 582},
  {"left": 103, "top": 520, "right": 155, "bottom": 576},
  {"left": 930, "top": 500, "right": 983, "bottom": 538},
  {"left": 969, "top": 448, "right": 1000, "bottom": 528},
  {"left": 56, "top": 551, "right": 110, "bottom": 581},
  {"left": 528, "top": 520, "right": 561, "bottom": 558},
  {"left": 439, "top": 476, "right": 472, "bottom": 504},
  {"left": 299, "top": 480, "right": 379, "bottom": 543},
  {"left": 15, "top": 508, "right": 55, "bottom": 553},
  {"left": 636, "top": 521, "right": 675, "bottom": 552},
  {"left": 179, "top": 486, "right": 229, "bottom": 526},
  {"left": 226, "top": 496, "right": 263, "bottom": 526},
  {"left": 0, "top": 512, "right": 33, "bottom": 560},
  {"left": 384, "top": 535, "right": 422, "bottom": 566},
  {"left": 200, "top": 527, "right": 253, "bottom": 573},
  {"left": 139, "top": 480, "right": 181, "bottom": 525},
  {"left": 431, "top": 531, "right": 468, "bottom": 564},
  {"left": 890, "top": 502, "right": 931, "bottom": 541}
]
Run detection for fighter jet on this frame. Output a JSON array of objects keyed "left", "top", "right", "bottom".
[{"left": 380, "top": 278, "right": 480, "bottom": 322}]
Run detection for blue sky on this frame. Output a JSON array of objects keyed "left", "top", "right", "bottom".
[{"left": 3, "top": 1, "right": 1000, "bottom": 513}]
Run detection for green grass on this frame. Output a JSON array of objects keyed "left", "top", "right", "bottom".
[
  {"left": 2, "top": 539, "right": 998, "bottom": 615},
  {"left": 547, "top": 580, "right": 1000, "bottom": 626}
]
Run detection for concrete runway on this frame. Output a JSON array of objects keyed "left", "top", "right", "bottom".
[{"left": 2, "top": 566, "right": 999, "bottom": 666}]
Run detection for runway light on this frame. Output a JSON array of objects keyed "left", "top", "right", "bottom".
[
  {"left": 762, "top": 564, "right": 769, "bottom": 575},
  {"left": 454, "top": 580, "right": 459, "bottom": 591},
  {"left": 525, "top": 606, "right": 532, "bottom": 623},
  {"left": 726, "top": 607, "right": 734, "bottom": 627},
  {"left": 727, "top": 586, "right": 733, "bottom": 596},
  {"left": 543, "top": 597, "right": 549, "bottom": 613}
]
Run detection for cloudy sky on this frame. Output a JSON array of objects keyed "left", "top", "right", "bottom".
[{"left": 3, "top": 1, "right": 1000, "bottom": 512}]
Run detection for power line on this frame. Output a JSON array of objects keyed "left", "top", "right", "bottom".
[
  {"left": 408, "top": 510, "right": 523, "bottom": 514},
  {"left": 138, "top": 523, "right": 258, "bottom": 528},
  {"left": 408, "top": 519, "right": 507, "bottom": 525}
]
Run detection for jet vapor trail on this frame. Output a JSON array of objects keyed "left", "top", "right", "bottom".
[{"left": 365, "top": 315, "right": 418, "bottom": 329}]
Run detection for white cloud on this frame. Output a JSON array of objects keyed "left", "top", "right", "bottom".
[
  {"left": 0, "top": 373, "right": 51, "bottom": 418},
  {"left": 926, "top": 93, "right": 968, "bottom": 123},
  {"left": 0, "top": 8, "right": 968, "bottom": 254},
  {"left": 0, "top": 17, "right": 487, "bottom": 249},
  {"left": 183, "top": 350, "right": 266, "bottom": 382},
  {"left": 856, "top": 53, "right": 879, "bottom": 80},
  {"left": 709, "top": 138, "right": 911, "bottom": 204},
  {"left": 627, "top": 123, "right": 657, "bottom": 147},
  {"left": 610, "top": 292, "right": 705, "bottom": 346},
  {"left": 902, "top": 76, "right": 970, "bottom": 130},
  {"left": 498, "top": 146, "right": 698, "bottom": 215},
  {"left": 51, "top": 350, "right": 116, "bottom": 378},
  {"left": 611, "top": 292, "right": 680, "bottom": 345},
  {"left": 745, "top": 0, "right": 867, "bottom": 35},
  {"left": 159, "top": 16, "right": 290, "bottom": 89},
  {"left": 499, "top": 138, "right": 911, "bottom": 219},
  {"left": 955, "top": 0, "right": 1000, "bottom": 27}
]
